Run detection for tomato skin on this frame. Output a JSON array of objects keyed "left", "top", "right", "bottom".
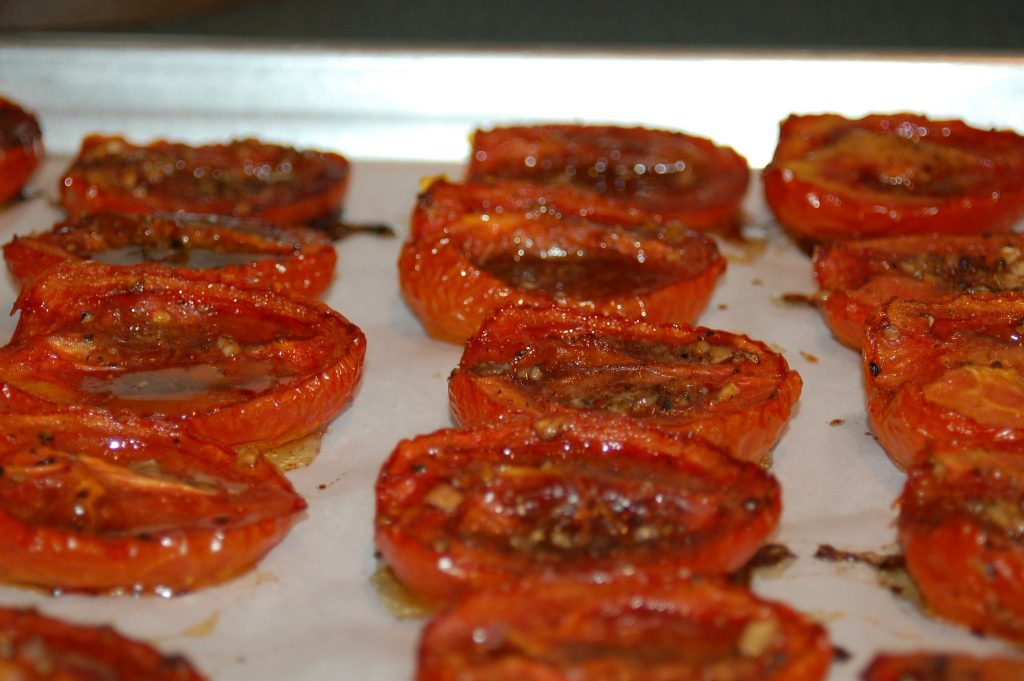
[
  {"left": 863, "top": 293, "right": 1024, "bottom": 470},
  {"left": 400, "top": 179, "right": 725, "bottom": 344},
  {"left": 468, "top": 124, "right": 750, "bottom": 230},
  {"left": 417, "top": 577, "right": 831, "bottom": 681},
  {"left": 899, "top": 449, "right": 1024, "bottom": 642},
  {"left": 409, "top": 176, "right": 710, "bottom": 242},
  {"left": 763, "top": 114, "right": 1024, "bottom": 244},
  {"left": 862, "top": 652, "right": 1024, "bottom": 681},
  {"left": 815, "top": 233, "right": 1024, "bottom": 349},
  {"left": 375, "top": 415, "right": 780, "bottom": 602},
  {"left": 60, "top": 135, "right": 350, "bottom": 225},
  {"left": 0, "top": 96, "right": 43, "bottom": 205},
  {"left": 0, "top": 262, "right": 365, "bottom": 463},
  {"left": 449, "top": 305, "right": 801, "bottom": 464},
  {"left": 0, "top": 607, "right": 208, "bottom": 680},
  {"left": 3, "top": 211, "right": 337, "bottom": 297},
  {"left": 0, "top": 410, "right": 305, "bottom": 595}
]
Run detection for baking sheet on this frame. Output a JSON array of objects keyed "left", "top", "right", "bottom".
[{"left": 1, "top": 38, "right": 1024, "bottom": 680}]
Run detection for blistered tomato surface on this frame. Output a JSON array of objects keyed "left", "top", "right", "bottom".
[
  {"left": 899, "top": 449, "right": 1024, "bottom": 643},
  {"left": 0, "top": 410, "right": 305, "bottom": 594},
  {"left": 449, "top": 305, "right": 801, "bottom": 464},
  {"left": 60, "top": 135, "right": 350, "bottom": 225},
  {"left": 468, "top": 124, "right": 750, "bottom": 229},
  {"left": 0, "top": 96, "right": 43, "bottom": 205},
  {"left": 375, "top": 414, "right": 780, "bottom": 601},
  {"left": 0, "top": 261, "right": 365, "bottom": 465},
  {"left": 417, "top": 577, "right": 831, "bottom": 681},
  {"left": 399, "top": 179, "right": 725, "bottom": 343},
  {"left": 862, "top": 652, "right": 1024, "bottom": 681},
  {"left": 0, "top": 607, "right": 208, "bottom": 680},
  {"left": 3, "top": 211, "right": 337, "bottom": 297},
  {"left": 763, "top": 113, "right": 1024, "bottom": 244},
  {"left": 863, "top": 293, "right": 1024, "bottom": 469},
  {"left": 814, "top": 233, "right": 1024, "bottom": 349}
]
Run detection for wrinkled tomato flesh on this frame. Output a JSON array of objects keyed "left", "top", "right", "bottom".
[
  {"left": 899, "top": 449, "right": 1024, "bottom": 642},
  {"left": 862, "top": 652, "right": 1024, "bottom": 681},
  {"left": 449, "top": 305, "right": 801, "bottom": 464},
  {"left": 863, "top": 293, "right": 1024, "bottom": 469},
  {"left": 0, "top": 607, "right": 208, "bottom": 680},
  {"left": 763, "top": 113, "right": 1024, "bottom": 244},
  {"left": 400, "top": 179, "right": 725, "bottom": 343},
  {"left": 0, "top": 411, "right": 305, "bottom": 594},
  {"left": 815, "top": 233, "right": 1024, "bottom": 349},
  {"left": 417, "top": 578, "right": 831, "bottom": 681},
  {"left": 375, "top": 414, "right": 780, "bottom": 601},
  {"left": 0, "top": 96, "right": 43, "bottom": 205},
  {"left": 60, "top": 135, "right": 350, "bottom": 225},
  {"left": 468, "top": 124, "right": 750, "bottom": 230},
  {"left": 3, "top": 211, "right": 337, "bottom": 297},
  {"left": 0, "top": 261, "right": 365, "bottom": 464}
]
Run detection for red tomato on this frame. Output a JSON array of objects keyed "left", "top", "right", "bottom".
[
  {"left": 899, "top": 449, "right": 1024, "bottom": 642},
  {"left": 863, "top": 652, "right": 1024, "bottom": 681},
  {"left": 409, "top": 175, "right": 724, "bottom": 242},
  {"left": 3, "top": 211, "right": 337, "bottom": 297},
  {"left": 0, "top": 607, "right": 208, "bottom": 679},
  {"left": 417, "top": 577, "right": 832, "bottom": 681},
  {"left": 0, "top": 410, "right": 305, "bottom": 594},
  {"left": 814, "top": 233, "right": 1024, "bottom": 349},
  {"left": 0, "top": 96, "right": 43, "bottom": 205},
  {"left": 468, "top": 124, "right": 750, "bottom": 230},
  {"left": 399, "top": 179, "right": 726, "bottom": 343},
  {"left": 375, "top": 414, "right": 780, "bottom": 601},
  {"left": 60, "top": 135, "right": 350, "bottom": 225},
  {"left": 863, "top": 293, "right": 1024, "bottom": 470},
  {"left": 0, "top": 261, "right": 365, "bottom": 467},
  {"left": 449, "top": 305, "right": 801, "bottom": 464},
  {"left": 763, "top": 114, "right": 1024, "bottom": 244}
]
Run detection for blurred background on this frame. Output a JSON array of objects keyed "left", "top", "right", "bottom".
[{"left": 1, "top": 0, "right": 1021, "bottom": 51}]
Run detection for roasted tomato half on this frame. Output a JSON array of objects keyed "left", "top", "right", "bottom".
[
  {"left": 899, "top": 449, "right": 1024, "bottom": 643},
  {"left": 763, "top": 113, "right": 1024, "bottom": 244},
  {"left": 400, "top": 179, "right": 725, "bottom": 343},
  {"left": 449, "top": 306, "right": 801, "bottom": 464},
  {"left": 0, "top": 262, "right": 365, "bottom": 468},
  {"left": 0, "top": 608, "right": 207, "bottom": 680},
  {"left": 862, "top": 652, "right": 1024, "bottom": 681},
  {"left": 468, "top": 124, "right": 750, "bottom": 230},
  {"left": 417, "top": 577, "right": 831, "bottom": 681},
  {"left": 0, "top": 96, "right": 43, "bottom": 205},
  {"left": 0, "top": 410, "right": 305, "bottom": 594},
  {"left": 375, "top": 414, "right": 780, "bottom": 602},
  {"left": 863, "top": 293, "right": 1024, "bottom": 470},
  {"left": 60, "top": 135, "right": 350, "bottom": 225},
  {"left": 3, "top": 211, "right": 337, "bottom": 296},
  {"left": 815, "top": 233, "right": 1024, "bottom": 349}
]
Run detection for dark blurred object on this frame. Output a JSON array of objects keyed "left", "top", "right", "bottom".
[
  {"left": 2, "top": 0, "right": 1021, "bottom": 51},
  {"left": 144, "top": 0, "right": 1024, "bottom": 51},
  {"left": 0, "top": 0, "right": 242, "bottom": 30}
]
